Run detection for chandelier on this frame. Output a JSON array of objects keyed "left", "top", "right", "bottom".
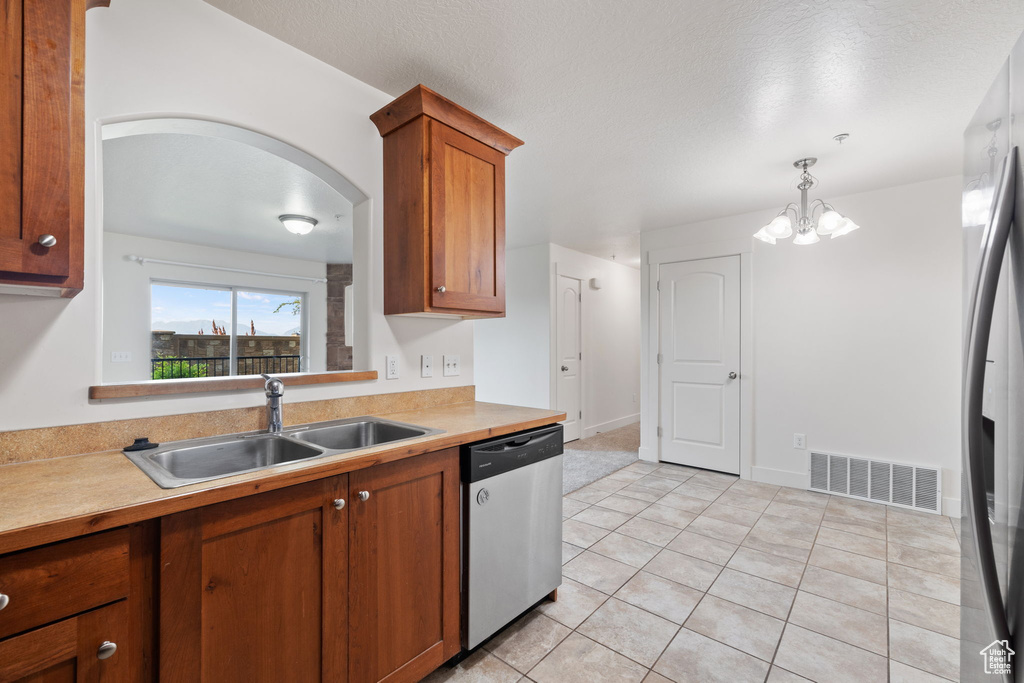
[{"left": 754, "top": 158, "right": 860, "bottom": 245}]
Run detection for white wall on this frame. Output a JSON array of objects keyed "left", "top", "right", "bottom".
[
  {"left": 102, "top": 233, "right": 328, "bottom": 382},
  {"left": 0, "top": 0, "right": 474, "bottom": 431},
  {"left": 475, "top": 243, "right": 641, "bottom": 438},
  {"left": 641, "top": 176, "right": 963, "bottom": 513}
]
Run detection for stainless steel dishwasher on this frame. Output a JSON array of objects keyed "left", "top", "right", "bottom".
[{"left": 461, "top": 424, "right": 563, "bottom": 650}]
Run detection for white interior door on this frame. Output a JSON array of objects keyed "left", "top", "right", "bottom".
[
  {"left": 557, "top": 275, "right": 582, "bottom": 442},
  {"left": 658, "top": 256, "right": 740, "bottom": 473}
]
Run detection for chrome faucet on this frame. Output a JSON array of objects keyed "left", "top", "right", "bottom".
[{"left": 261, "top": 374, "right": 285, "bottom": 433}]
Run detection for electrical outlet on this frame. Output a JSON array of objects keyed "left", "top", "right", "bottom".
[
  {"left": 385, "top": 355, "right": 399, "bottom": 380},
  {"left": 421, "top": 354, "right": 433, "bottom": 378},
  {"left": 793, "top": 433, "right": 806, "bottom": 450},
  {"left": 110, "top": 351, "right": 132, "bottom": 363},
  {"left": 443, "top": 354, "right": 460, "bottom": 377}
]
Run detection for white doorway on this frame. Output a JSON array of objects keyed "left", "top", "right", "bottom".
[
  {"left": 658, "top": 256, "right": 741, "bottom": 473},
  {"left": 556, "top": 274, "right": 582, "bottom": 442}
]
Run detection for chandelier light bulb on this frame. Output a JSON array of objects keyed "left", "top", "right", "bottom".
[
  {"left": 751, "top": 157, "right": 859, "bottom": 245},
  {"left": 830, "top": 218, "right": 861, "bottom": 238},
  {"left": 765, "top": 215, "right": 793, "bottom": 238},
  {"left": 753, "top": 227, "right": 777, "bottom": 244},
  {"left": 793, "top": 230, "right": 820, "bottom": 246},
  {"left": 816, "top": 210, "right": 844, "bottom": 235}
]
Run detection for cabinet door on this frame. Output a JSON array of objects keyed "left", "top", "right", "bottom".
[
  {"left": 0, "top": 0, "right": 85, "bottom": 293},
  {"left": 159, "top": 477, "right": 348, "bottom": 683},
  {"left": 348, "top": 449, "right": 460, "bottom": 683},
  {"left": 429, "top": 121, "right": 505, "bottom": 314},
  {"left": 0, "top": 600, "right": 130, "bottom": 682}
]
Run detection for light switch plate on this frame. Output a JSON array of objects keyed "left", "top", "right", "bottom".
[
  {"left": 385, "top": 355, "right": 399, "bottom": 380},
  {"left": 793, "top": 433, "right": 806, "bottom": 449},
  {"left": 443, "top": 354, "right": 460, "bottom": 377},
  {"left": 421, "top": 354, "right": 433, "bottom": 378},
  {"left": 110, "top": 351, "right": 131, "bottom": 363}
]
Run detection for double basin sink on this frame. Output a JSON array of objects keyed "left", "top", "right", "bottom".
[{"left": 125, "top": 417, "right": 444, "bottom": 488}]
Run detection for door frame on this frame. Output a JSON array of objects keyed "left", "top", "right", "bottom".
[
  {"left": 644, "top": 239, "right": 753, "bottom": 479},
  {"left": 550, "top": 263, "right": 585, "bottom": 440}
]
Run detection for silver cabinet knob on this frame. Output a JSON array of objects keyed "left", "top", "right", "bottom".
[
  {"left": 728, "top": 372, "right": 738, "bottom": 380},
  {"left": 0, "top": 593, "right": 8, "bottom": 611},
  {"left": 561, "top": 365, "right": 569, "bottom": 372},
  {"left": 333, "top": 498, "right": 345, "bottom": 510},
  {"left": 38, "top": 234, "right": 57, "bottom": 248},
  {"left": 97, "top": 641, "right": 117, "bottom": 660},
  {"left": 358, "top": 491, "right": 370, "bottom": 502},
  {"left": 436, "top": 285, "right": 446, "bottom": 293}
]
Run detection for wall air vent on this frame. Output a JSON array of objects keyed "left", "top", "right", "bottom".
[{"left": 808, "top": 451, "right": 942, "bottom": 514}]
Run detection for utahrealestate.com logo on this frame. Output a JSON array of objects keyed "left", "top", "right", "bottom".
[{"left": 980, "top": 640, "right": 1015, "bottom": 675}]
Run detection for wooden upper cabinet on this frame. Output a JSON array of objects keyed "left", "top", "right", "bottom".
[
  {"left": 0, "top": 0, "right": 101, "bottom": 297},
  {"left": 371, "top": 85, "right": 523, "bottom": 318}
]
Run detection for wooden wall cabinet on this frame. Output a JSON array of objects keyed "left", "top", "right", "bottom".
[
  {"left": 371, "top": 85, "right": 523, "bottom": 318},
  {"left": 0, "top": 0, "right": 105, "bottom": 297}
]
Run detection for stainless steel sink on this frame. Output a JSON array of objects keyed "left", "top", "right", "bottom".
[{"left": 125, "top": 417, "right": 444, "bottom": 488}]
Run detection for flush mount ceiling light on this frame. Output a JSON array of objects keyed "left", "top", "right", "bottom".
[
  {"left": 278, "top": 214, "right": 318, "bottom": 235},
  {"left": 754, "top": 158, "right": 860, "bottom": 246}
]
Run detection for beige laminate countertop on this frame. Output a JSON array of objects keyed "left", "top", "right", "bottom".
[{"left": 0, "top": 401, "right": 565, "bottom": 555}]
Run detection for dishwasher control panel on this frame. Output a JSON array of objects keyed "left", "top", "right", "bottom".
[{"left": 460, "top": 424, "right": 564, "bottom": 483}]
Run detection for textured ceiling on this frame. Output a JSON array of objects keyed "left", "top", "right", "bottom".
[
  {"left": 206, "top": 0, "right": 1024, "bottom": 264},
  {"left": 103, "top": 134, "right": 354, "bottom": 263}
]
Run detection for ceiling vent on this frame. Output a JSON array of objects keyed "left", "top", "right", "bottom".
[{"left": 808, "top": 451, "right": 941, "bottom": 514}]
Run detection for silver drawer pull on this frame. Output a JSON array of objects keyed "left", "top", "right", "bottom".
[
  {"left": 333, "top": 498, "right": 345, "bottom": 510},
  {"left": 0, "top": 593, "right": 8, "bottom": 611},
  {"left": 38, "top": 234, "right": 57, "bottom": 248},
  {"left": 358, "top": 491, "right": 370, "bottom": 502},
  {"left": 436, "top": 285, "right": 446, "bottom": 293},
  {"left": 97, "top": 641, "right": 117, "bottom": 660}
]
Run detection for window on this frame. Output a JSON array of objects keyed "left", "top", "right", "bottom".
[{"left": 150, "top": 282, "right": 305, "bottom": 380}]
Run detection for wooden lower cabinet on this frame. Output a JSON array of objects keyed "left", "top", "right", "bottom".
[{"left": 0, "top": 600, "right": 131, "bottom": 682}]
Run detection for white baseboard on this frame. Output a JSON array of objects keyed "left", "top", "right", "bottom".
[
  {"left": 750, "top": 466, "right": 808, "bottom": 489},
  {"left": 942, "top": 497, "right": 961, "bottom": 518},
  {"left": 582, "top": 413, "right": 640, "bottom": 439},
  {"left": 638, "top": 445, "right": 657, "bottom": 463}
]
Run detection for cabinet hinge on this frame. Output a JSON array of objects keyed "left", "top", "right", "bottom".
[{"left": 656, "top": 280, "right": 661, "bottom": 291}]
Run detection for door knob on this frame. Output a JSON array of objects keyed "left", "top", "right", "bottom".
[
  {"left": 358, "top": 491, "right": 370, "bottom": 502},
  {"left": 436, "top": 285, "right": 446, "bottom": 293},
  {"left": 96, "top": 641, "right": 117, "bottom": 660},
  {"left": 38, "top": 234, "right": 57, "bottom": 248},
  {"left": 561, "top": 365, "right": 569, "bottom": 372},
  {"left": 333, "top": 498, "right": 345, "bottom": 510},
  {"left": 728, "top": 372, "right": 738, "bottom": 380}
]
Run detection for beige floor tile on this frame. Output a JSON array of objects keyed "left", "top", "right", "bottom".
[
  {"left": 615, "top": 517, "right": 681, "bottom": 547},
  {"left": 686, "top": 515, "right": 751, "bottom": 544},
  {"left": 614, "top": 571, "right": 703, "bottom": 624},
  {"left": 536, "top": 578, "right": 607, "bottom": 629},
  {"left": 752, "top": 514, "right": 820, "bottom": 543},
  {"left": 422, "top": 649, "right": 522, "bottom": 683},
  {"left": 643, "top": 673, "right": 674, "bottom": 683},
  {"left": 593, "top": 494, "right": 651, "bottom": 516},
  {"left": 617, "top": 484, "right": 667, "bottom": 503},
  {"left": 566, "top": 487, "right": 612, "bottom": 505},
  {"left": 645, "top": 548, "right": 722, "bottom": 591},
  {"left": 727, "top": 480, "right": 780, "bottom": 500},
  {"left": 605, "top": 469, "right": 647, "bottom": 484},
  {"left": 671, "top": 482, "right": 723, "bottom": 501},
  {"left": 888, "top": 542, "right": 960, "bottom": 579},
  {"left": 774, "top": 624, "right": 888, "bottom": 683},
  {"left": 572, "top": 506, "right": 633, "bottom": 531},
  {"left": 625, "top": 461, "right": 661, "bottom": 474},
  {"left": 727, "top": 547, "right": 805, "bottom": 587},
  {"left": 888, "top": 619, "right": 959, "bottom": 681},
  {"left": 767, "top": 666, "right": 812, "bottom": 682},
  {"left": 487, "top": 612, "right": 571, "bottom": 674},
  {"left": 814, "top": 525, "right": 887, "bottom": 560},
  {"left": 589, "top": 532, "right": 661, "bottom": 568},
  {"left": 889, "top": 589, "right": 960, "bottom": 639},
  {"left": 741, "top": 528, "right": 813, "bottom": 563},
  {"left": 562, "top": 542, "right": 584, "bottom": 565},
  {"left": 808, "top": 545, "right": 887, "bottom": 585},
  {"left": 889, "top": 660, "right": 953, "bottom": 683},
  {"left": 578, "top": 598, "right": 680, "bottom": 667},
  {"left": 773, "top": 488, "right": 830, "bottom": 509},
  {"left": 887, "top": 563, "right": 959, "bottom": 604},
  {"left": 684, "top": 594, "right": 784, "bottom": 661},
  {"left": 586, "top": 478, "right": 629, "bottom": 493},
  {"left": 562, "top": 519, "right": 610, "bottom": 549},
  {"left": 820, "top": 514, "right": 888, "bottom": 541},
  {"left": 656, "top": 493, "right": 711, "bottom": 514},
  {"left": 826, "top": 496, "right": 888, "bottom": 523},
  {"left": 787, "top": 591, "right": 887, "bottom": 655},
  {"left": 562, "top": 551, "right": 639, "bottom": 595},
  {"left": 764, "top": 500, "right": 825, "bottom": 525},
  {"left": 701, "top": 501, "right": 762, "bottom": 527},
  {"left": 708, "top": 567, "right": 796, "bottom": 619},
  {"left": 637, "top": 504, "right": 697, "bottom": 530},
  {"left": 887, "top": 507, "right": 957, "bottom": 534},
  {"left": 528, "top": 632, "right": 648, "bottom": 683},
  {"left": 634, "top": 475, "right": 683, "bottom": 492},
  {"left": 653, "top": 466, "right": 697, "bottom": 481},
  {"left": 715, "top": 490, "right": 771, "bottom": 513},
  {"left": 688, "top": 471, "right": 738, "bottom": 490},
  {"left": 562, "top": 497, "right": 589, "bottom": 518},
  {"left": 653, "top": 627, "right": 770, "bottom": 683},
  {"left": 799, "top": 565, "right": 888, "bottom": 615},
  {"left": 887, "top": 525, "right": 960, "bottom": 557},
  {"left": 666, "top": 530, "right": 738, "bottom": 565}
]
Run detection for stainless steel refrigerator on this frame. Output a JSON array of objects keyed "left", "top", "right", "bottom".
[{"left": 963, "top": 31, "right": 1024, "bottom": 683}]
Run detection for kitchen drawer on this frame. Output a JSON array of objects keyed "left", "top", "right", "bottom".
[{"left": 0, "top": 529, "right": 130, "bottom": 640}]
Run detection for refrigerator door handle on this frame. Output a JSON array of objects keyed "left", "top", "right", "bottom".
[{"left": 964, "top": 145, "right": 1017, "bottom": 677}]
